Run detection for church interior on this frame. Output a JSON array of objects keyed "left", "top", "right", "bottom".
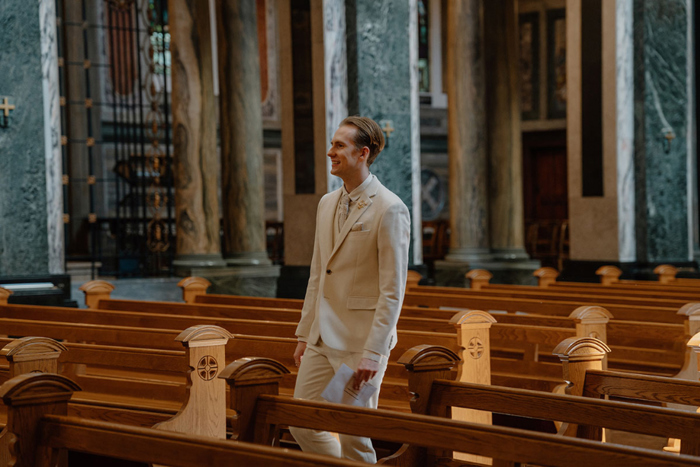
[{"left": 2, "top": 0, "right": 700, "bottom": 465}]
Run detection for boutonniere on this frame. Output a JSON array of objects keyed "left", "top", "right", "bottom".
[{"left": 357, "top": 200, "right": 368, "bottom": 209}]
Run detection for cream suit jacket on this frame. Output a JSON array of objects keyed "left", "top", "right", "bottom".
[{"left": 295, "top": 176, "right": 411, "bottom": 359}]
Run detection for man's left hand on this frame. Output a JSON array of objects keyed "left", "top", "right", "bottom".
[{"left": 354, "top": 358, "right": 379, "bottom": 390}]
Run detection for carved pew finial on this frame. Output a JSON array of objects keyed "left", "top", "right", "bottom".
[
  {"left": 79, "top": 280, "right": 115, "bottom": 309},
  {"left": 0, "top": 373, "right": 81, "bottom": 467},
  {"left": 0, "top": 287, "right": 12, "bottom": 306},
  {"left": 1, "top": 337, "right": 67, "bottom": 378},
  {"left": 219, "top": 357, "right": 290, "bottom": 443},
  {"left": 406, "top": 270, "right": 423, "bottom": 290},
  {"left": 465, "top": 269, "right": 493, "bottom": 290},
  {"left": 595, "top": 266, "right": 622, "bottom": 285},
  {"left": 654, "top": 264, "right": 679, "bottom": 284},
  {"left": 177, "top": 277, "right": 212, "bottom": 304},
  {"left": 534, "top": 267, "right": 559, "bottom": 287},
  {"left": 153, "top": 325, "right": 233, "bottom": 440},
  {"left": 552, "top": 337, "right": 611, "bottom": 397}
]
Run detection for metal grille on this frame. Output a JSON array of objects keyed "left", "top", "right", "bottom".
[{"left": 56, "top": 0, "right": 173, "bottom": 277}]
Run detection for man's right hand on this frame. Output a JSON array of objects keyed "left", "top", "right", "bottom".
[{"left": 294, "top": 341, "right": 307, "bottom": 367}]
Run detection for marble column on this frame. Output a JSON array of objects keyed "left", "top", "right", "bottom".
[
  {"left": 345, "top": 0, "right": 423, "bottom": 265},
  {"left": 169, "top": 0, "right": 226, "bottom": 275},
  {"left": 484, "top": 0, "right": 529, "bottom": 262},
  {"left": 443, "top": 0, "right": 490, "bottom": 263},
  {"left": 0, "top": 0, "right": 63, "bottom": 276},
  {"left": 215, "top": 0, "right": 279, "bottom": 296},
  {"left": 633, "top": 0, "right": 695, "bottom": 263}
]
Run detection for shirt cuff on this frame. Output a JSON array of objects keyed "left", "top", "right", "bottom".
[
  {"left": 297, "top": 337, "right": 307, "bottom": 343},
  {"left": 362, "top": 350, "right": 383, "bottom": 362}
]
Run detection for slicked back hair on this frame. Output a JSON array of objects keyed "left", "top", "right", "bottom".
[{"left": 340, "top": 116, "right": 385, "bottom": 166}]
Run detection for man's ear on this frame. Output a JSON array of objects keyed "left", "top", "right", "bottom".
[{"left": 361, "top": 146, "right": 370, "bottom": 160}]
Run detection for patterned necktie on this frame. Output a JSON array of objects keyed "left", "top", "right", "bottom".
[{"left": 337, "top": 192, "right": 351, "bottom": 234}]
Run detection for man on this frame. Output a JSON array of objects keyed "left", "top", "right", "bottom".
[{"left": 289, "top": 116, "right": 411, "bottom": 463}]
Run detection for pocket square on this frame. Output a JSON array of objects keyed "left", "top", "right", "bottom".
[{"left": 351, "top": 222, "right": 365, "bottom": 232}]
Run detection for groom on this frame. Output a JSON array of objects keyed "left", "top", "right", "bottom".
[{"left": 289, "top": 116, "right": 411, "bottom": 463}]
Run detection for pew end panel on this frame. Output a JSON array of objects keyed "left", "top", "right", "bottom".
[
  {"left": 466, "top": 269, "right": 493, "bottom": 290},
  {"left": 177, "top": 277, "right": 212, "bottom": 304},
  {"left": 553, "top": 337, "right": 610, "bottom": 437},
  {"left": 675, "top": 304, "right": 700, "bottom": 381},
  {"left": 153, "top": 325, "right": 233, "bottom": 440},
  {"left": 79, "top": 280, "right": 115, "bottom": 309},
  {"left": 449, "top": 310, "right": 495, "bottom": 465},
  {"left": 220, "top": 356, "right": 290, "bottom": 443},
  {"left": 1, "top": 337, "right": 67, "bottom": 377},
  {"left": 396, "top": 345, "right": 460, "bottom": 465},
  {"left": 534, "top": 267, "right": 560, "bottom": 287},
  {"left": 0, "top": 288, "right": 12, "bottom": 306},
  {"left": 655, "top": 264, "right": 680, "bottom": 284},
  {"left": 0, "top": 373, "right": 80, "bottom": 466},
  {"left": 569, "top": 306, "right": 613, "bottom": 369},
  {"left": 595, "top": 266, "right": 623, "bottom": 285},
  {"left": 406, "top": 270, "right": 423, "bottom": 290}
]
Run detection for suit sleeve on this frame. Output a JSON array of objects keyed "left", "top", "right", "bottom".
[
  {"left": 295, "top": 199, "right": 323, "bottom": 341},
  {"left": 362, "top": 202, "right": 411, "bottom": 358}
]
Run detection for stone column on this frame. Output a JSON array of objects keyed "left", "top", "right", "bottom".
[
  {"left": 484, "top": 0, "right": 529, "bottom": 262},
  {"left": 345, "top": 0, "right": 423, "bottom": 265},
  {"left": 0, "top": 0, "right": 63, "bottom": 276},
  {"left": 215, "top": 0, "right": 279, "bottom": 296},
  {"left": 169, "top": 0, "right": 226, "bottom": 275},
  {"left": 444, "top": 0, "right": 490, "bottom": 263},
  {"left": 633, "top": 0, "right": 695, "bottom": 264},
  {"left": 217, "top": 0, "right": 269, "bottom": 267}
]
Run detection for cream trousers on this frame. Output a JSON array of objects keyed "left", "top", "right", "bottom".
[{"left": 289, "top": 340, "right": 388, "bottom": 463}]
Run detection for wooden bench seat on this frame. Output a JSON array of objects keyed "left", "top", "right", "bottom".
[
  {"left": 217, "top": 353, "right": 700, "bottom": 466},
  {"left": 0, "top": 373, "right": 362, "bottom": 467},
  {"left": 395, "top": 344, "right": 700, "bottom": 457}
]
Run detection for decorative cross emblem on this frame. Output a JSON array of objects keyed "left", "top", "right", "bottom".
[
  {"left": 379, "top": 120, "right": 395, "bottom": 148},
  {"left": 468, "top": 337, "right": 484, "bottom": 359},
  {"left": 0, "top": 97, "right": 15, "bottom": 128},
  {"left": 197, "top": 355, "right": 219, "bottom": 381}
]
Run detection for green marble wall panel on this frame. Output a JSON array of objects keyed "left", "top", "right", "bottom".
[
  {"left": 345, "top": 0, "right": 421, "bottom": 264},
  {"left": 0, "top": 0, "right": 62, "bottom": 276},
  {"left": 633, "top": 0, "right": 692, "bottom": 262}
]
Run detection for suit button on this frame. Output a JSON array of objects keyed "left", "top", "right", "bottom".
[{"left": 326, "top": 269, "right": 332, "bottom": 275}]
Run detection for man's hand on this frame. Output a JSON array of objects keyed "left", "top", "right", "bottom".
[
  {"left": 354, "top": 358, "right": 379, "bottom": 390},
  {"left": 293, "top": 341, "right": 307, "bottom": 367}
]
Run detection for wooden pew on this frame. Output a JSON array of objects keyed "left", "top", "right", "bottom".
[
  {"left": 532, "top": 265, "right": 700, "bottom": 292},
  {"left": 176, "top": 276, "right": 304, "bottom": 308},
  {"left": 397, "top": 344, "right": 700, "bottom": 457},
  {"left": 0, "top": 372, "right": 363, "bottom": 467},
  {"left": 414, "top": 269, "right": 698, "bottom": 310},
  {"left": 218, "top": 356, "right": 700, "bottom": 467},
  {"left": 0, "top": 326, "right": 233, "bottom": 436},
  {"left": 460, "top": 267, "right": 700, "bottom": 304},
  {"left": 0, "top": 296, "right": 593, "bottom": 393}
]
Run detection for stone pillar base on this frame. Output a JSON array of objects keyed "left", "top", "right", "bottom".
[
  {"left": 434, "top": 258, "right": 541, "bottom": 288},
  {"left": 173, "top": 254, "right": 227, "bottom": 277},
  {"left": 188, "top": 265, "right": 281, "bottom": 297},
  {"left": 224, "top": 251, "right": 273, "bottom": 267},
  {"left": 444, "top": 248, "right": 493, "bottom": 263}
]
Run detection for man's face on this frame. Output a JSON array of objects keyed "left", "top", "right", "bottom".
[{"left": 328, "top": 125, "right": 368, "bottom": 180}]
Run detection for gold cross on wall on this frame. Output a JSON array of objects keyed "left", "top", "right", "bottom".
[
  {"left": 0, "top": 97, "right": 15, "bottom": 118},
  {"left": 381, "top": 120, "right": 395, "bottom": 139}
]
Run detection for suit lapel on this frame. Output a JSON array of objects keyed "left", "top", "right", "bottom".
[
  {"left": 323, "top": 188, "right": 343, "bottom": 258},
  {"left": 328, "top": 177, "right": 380, "bottom": 262}
]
